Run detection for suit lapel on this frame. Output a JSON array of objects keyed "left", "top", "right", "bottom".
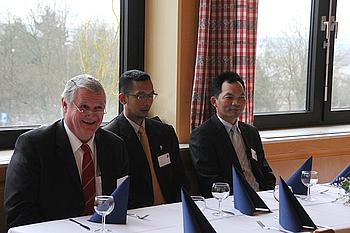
[
  {"left": 55, "top": 120, "right": 83, "bottom": 194},
  {"left": 238, "top": 122, "right": 253, "bottom": 160},
  {"left": 211, "top": 115, "right": 244, "bottom": 173},
  {"left": 117, "top": 114, "right": 139, "bottom": 142},
  {"left": 145, "top": 119, "right": 161, "bottom": 164}
]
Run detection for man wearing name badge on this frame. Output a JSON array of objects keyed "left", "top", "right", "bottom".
[
  {"left": 190, "top": 71, "right": 276, "bottom": 198},
  {"left": 104, "top": 69, "right": 188, "bottom": 209},
  {"left": 4, "top": 74, "right": 128, "bottom": 229}
]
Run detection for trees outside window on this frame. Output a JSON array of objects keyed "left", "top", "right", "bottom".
[{"left": 254, "top": 0, "right": 350, "bottom": 129}]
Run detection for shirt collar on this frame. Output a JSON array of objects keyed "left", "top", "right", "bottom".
[
  {"left": 216, "top": 113, "right": 240, "bottom": 134},
  {"left": 63, "top": 119, "right": 95, "bottom": 153},
  {"left": 123, "top": 111, "right": 145, "bottom": 135}
]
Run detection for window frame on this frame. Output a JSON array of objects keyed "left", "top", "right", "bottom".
[
  {"left": 254, "top": 0, "right": 350, "bottom": 130},
  {"left": 0, "top": 0, "right": 145, "bottom": 149}
]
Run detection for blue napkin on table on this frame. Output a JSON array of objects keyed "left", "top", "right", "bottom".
[
  {"left": 181, "top": 188, "right": 217, "bottom": 233},
  {"left": 232, "top": 166, "right": 271, "bottom": 216},
  {"left": 286, "top": 156, "right": 312, "bottom": 195},
  {"left": 89, "top": 176, "right": 129, "bottom": 224},
  {"left": 330, "top": 164, "right": 350, "bottom": 184},
  {"left": 279, "top": 177, "right": 317, "bottom": 232}
]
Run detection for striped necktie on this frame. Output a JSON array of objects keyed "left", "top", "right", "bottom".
[
  {"left": 229, "top": 127, "right": 259, "bottom": 191},
  {"left": 81, "top": 143, "right": 96, "bottom": 214},
  {"left": 138, "top": 126, "right": 165, "bottom": 205}
]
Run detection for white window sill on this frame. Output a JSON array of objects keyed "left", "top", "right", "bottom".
[
  {"left": 260, "top": 124, "right": 350, "bottom": 143},
  {"left": 180, "top": 124, "right": 350, "bottom": 148}
]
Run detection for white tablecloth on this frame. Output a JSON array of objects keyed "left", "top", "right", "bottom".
[{"left": 8, "top": 185, "right": 350, "bottom": 233}]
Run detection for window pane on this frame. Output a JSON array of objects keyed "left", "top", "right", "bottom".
[
  {"left": 254, "top": 0, "right": 311, "bottom": 114},
  {"left": 331, "top": 0, "right": 350, "bottom": 111},
  {"left": 0, "top": 0, "right": 120, "bottom": 127}
]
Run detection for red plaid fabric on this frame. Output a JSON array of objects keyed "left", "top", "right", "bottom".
[
  {"left": 190, "top": 0, "right": 258, "bottom": 129},
  {"left": 81, "top": 144, "right": 96, "bottom": 215}
]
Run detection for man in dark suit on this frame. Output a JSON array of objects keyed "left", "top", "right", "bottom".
[
  {"left": 190, "top": 71, "right": 275, "bottom": 198},
  {"left": 4, "top": 74, "right": 128, "bottom": 229},
  {"left": 104, "top": 70, "right": 188, "bottom": 209}
]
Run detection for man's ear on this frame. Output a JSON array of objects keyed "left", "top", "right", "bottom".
[
  {"left": 210, "top": 96, "right": 217, "bottom": 108},
  {"left": 62, "top": 98, "right": 68, "bottom": 113},
  {"left": 119, "top": 93, "right": 127, "bottom": 104}
]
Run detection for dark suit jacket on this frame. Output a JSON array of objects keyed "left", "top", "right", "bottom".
[
  {"left": 4, "top": 120, "right": 129, "bottom": 229},
  {"left": 104, "top": 113, "right": 188, "bottom": 209},
  {"left": 190, "top": 114, "right": 275, "bottom": 197}
]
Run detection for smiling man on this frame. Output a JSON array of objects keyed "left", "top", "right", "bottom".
[
  {"left": 190, "top": 71, "right": 276, "bottom": 198},
  {"left": 4, "top": 74, "right": 128, "bottom": 229},
  {"left": 104, "top": 70, "right": 188, "bottom": 209}
]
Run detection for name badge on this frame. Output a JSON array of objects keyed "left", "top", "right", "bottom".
[
  {"left": 251, "top": 148, "right": 258, "bottom": 161},
  {"left": 158, "top": 153, "right": 171, "bottom": 167}
]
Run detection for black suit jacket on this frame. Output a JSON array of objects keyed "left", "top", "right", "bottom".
[
  {"left": 4, "top": 120, "right": 129, "bottom": 229},
  {"left": 104, "top": 113, "right": 188, "bottom": 209},
  {"left": 190, "top": 114, "right": 275, "bottom": 197}
]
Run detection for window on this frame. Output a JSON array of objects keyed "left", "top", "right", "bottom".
[
  {"left": 0, "top": 0, "right": 145, "bottom": 148},
  {"left": 254, "top": 0, "right": 350, "bottom": 129}
]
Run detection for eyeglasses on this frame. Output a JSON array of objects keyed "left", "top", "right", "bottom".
[
  {"left": 72, "top": 102, "right": 107, "bottom": 115},
  {"left": 126, "top": 92, "right": 158, "bottom": 101}
]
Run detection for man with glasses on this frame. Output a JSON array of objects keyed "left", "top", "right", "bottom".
[
  {"left": 5, "top": 74, "right": 128, "bottom": 229},
  {"left": 104, "top": 69, "right": 188, "bottom": 209},
  {"left": 190, "top": 71, "right": 275, "bottom": 198}
]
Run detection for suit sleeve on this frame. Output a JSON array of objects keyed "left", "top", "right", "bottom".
[
  {"left": 4, "top": 134, "right": 43, "bottom": 228},
  {"left": 190, "top": 128, "right": 229, "bottom": 197}
]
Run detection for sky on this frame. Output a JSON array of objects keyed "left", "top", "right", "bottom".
[
  {"left": 0, "top": 0, "right": 120, "bottom": 28},
  {"left": 258, "top": 0, "right": 350, "bottom": 39}
]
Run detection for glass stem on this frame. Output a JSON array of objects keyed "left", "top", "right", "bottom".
[
  {"left": 307, "top": 185, "right": 311, "bottom": 200},
  {"left": 102, "top": 215, "right": 106, "bottom": 232},
  {"left": 218, "top": 199, "right": 222, "bottom": 215}
]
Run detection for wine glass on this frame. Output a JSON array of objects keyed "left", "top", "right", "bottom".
[
  {"left": 273, "top": 184, "right": 293, "bottom": 202},
  {"left": 211, "top": 182, "right": 230, "bottom": 216},
  {"left": 191, "top": 196, "right": 206, "bottom": 211},
  {"left": 301, "top": 171, "right": 318, "bottom": 201},
  {"left": 94, "top": 195, "right": 115, "bottom": 233}
]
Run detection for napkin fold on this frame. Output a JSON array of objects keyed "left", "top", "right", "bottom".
[
  {"left": 89, "top": 176, "right": 129, "bottom": 224},
  {"left": 232, "top": 166, "right": 271, "bottom": 216},
  {"left": 330, "top": 164, "right": 350, "bottom": 184},
  {"left": 286, "top": 156, "right": 312, "bottom": 195},
  {"left": 279, "top": 177, "right": 317, "bottom": 232},
  {"left": 181, "top": 188, "right": 216, "bottom": 233}
]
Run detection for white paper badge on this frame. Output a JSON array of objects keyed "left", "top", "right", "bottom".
[{"left": 158, "top": 153, "right": 171, "bottom": 167}]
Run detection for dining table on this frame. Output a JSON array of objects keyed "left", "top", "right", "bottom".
[{"left": 8, "top": 184, "right": 350, "bottom": 233}]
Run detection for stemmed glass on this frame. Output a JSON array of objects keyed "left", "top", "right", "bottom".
[
  {"left": 94, "top": 195, "right": 115, "bottom": 233},
  {"left": 301, "top": 171, "right": 318, "bottom": 201},
  {"left": 211, "top": 182, "right": 230, "bottom": 216},
  {"left": 273, "top": 184, "right": 293, "bottom": 202},
  {"left": 191, "top": 196, "right": 206, "bottom": 211}
]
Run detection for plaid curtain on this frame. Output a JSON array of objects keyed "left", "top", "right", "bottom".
[{"left": 190, "top": 0, "right": 258, "bottom": 129}]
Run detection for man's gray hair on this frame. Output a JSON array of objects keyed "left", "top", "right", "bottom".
[{"left": 61, "top": 74, "right": 105, "bottom": 103}]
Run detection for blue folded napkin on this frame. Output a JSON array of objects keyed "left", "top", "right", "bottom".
[
  {"left": 286, "top": 156, "right": 312, "bottom": 195},
  {"left": 89, "top": 176, "right": 129, "bottom": 224},
  {"left": 330, "top": 164, "right": 350, "bottom": 184},
  {"left": 232, "top": 166, "right": 271, "bottom": 216},
  {"left": 181, "top": 188, "right": 216, "bottom": 233},
  {"left": 279, "top": 177, "right": 316, "bottom": 232}
]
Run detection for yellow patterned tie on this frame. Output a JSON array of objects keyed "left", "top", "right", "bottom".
[{"left": 138, "top": 126, "right": 165, "bottom": 205}]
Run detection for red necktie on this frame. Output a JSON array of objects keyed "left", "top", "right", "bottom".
[{"left": 81, "top": 144, "right": 96, "bottom": 215}]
